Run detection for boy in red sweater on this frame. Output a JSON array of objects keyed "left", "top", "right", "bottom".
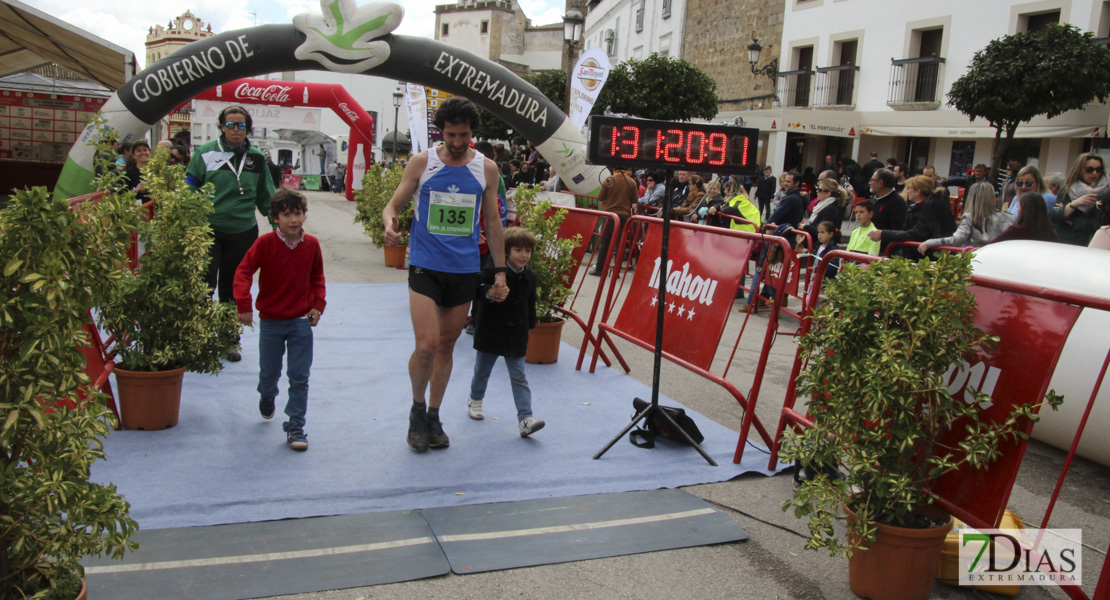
[{"left": 233, "top": 189, "right": 326, "bottom": 451}]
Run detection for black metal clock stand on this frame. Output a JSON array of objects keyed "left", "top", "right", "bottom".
[{"left": 592, "top": 169, "right": 718, "bottom": 466}]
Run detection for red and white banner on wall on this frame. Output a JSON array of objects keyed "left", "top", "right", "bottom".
[
  {"left": 0, "top": 92, "right": 107, "bottom": 162},
  {"left": 612, "top": 225, "right": 753, "bottom": 371}
]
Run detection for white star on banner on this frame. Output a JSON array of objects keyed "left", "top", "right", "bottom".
[
  {"left": 677, "top": 305, "right": 686, "bottom": 317},
  {"left": 668, "top": 302, "right": 675, "bottom": 313},
  {"left": 687, "top": 307, "right": 696, "bottom": 320},
  {"left": 650, "top": 296, "right": 657, "bottom": 307}
]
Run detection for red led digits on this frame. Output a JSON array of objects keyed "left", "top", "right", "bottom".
[
  {"left": 660, "top": 129, "right": 683, "bottom": 163},
  {"left": 685, "top": 131, "right": 706, "bottom": 163},
  {"left": 588, "top": 116, "right": 757, "bottom": 175},
  {"left": 708, "top": 133, "right": 727, "bottom": 166},
  {"left": 619, "top": 125, "right": 639, "bottom": 159},
  {"left": 607, "top": 125, "right": 621, "bottom": 157}
]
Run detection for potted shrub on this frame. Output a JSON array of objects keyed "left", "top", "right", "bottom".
[
  {"left": 96, "top": 147, "right": 240, "bottom": 430},
  {"left": 353, "top": 163, "right": 412, "bottom": 267},
  {"left": 514, "top": 186, "right": 579, "bottom": 364},
  {"left": 0, "top": 187, "right": 139, "bottom": 599},
  {"left": 778, "top": 252, "right": 1062, "bottom": 600}
]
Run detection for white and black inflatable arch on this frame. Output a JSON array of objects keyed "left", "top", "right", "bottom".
[{"left": 57, "top": 0, "right": 606, "bottom": 199}]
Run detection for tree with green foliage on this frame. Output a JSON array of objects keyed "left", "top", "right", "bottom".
[
  {"left": 948, "top": 24, "right": 1110, "bottom": 185},
  {"left": 474, "top": 54, "right": 718, "bottom": 143},
  {"left": 595, "top": 53, "right": 717, "bottom": 121},
  {"left": 1, "top": 185, "right": 140, "bottom": 599}
]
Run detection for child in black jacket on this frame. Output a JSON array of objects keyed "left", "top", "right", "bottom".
[{"left": 467, "top": 227, "right": 545, "bottom": 437}]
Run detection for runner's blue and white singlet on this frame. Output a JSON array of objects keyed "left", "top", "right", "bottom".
[{"left": 409, "top": 148, "right": 487, "bottom": 273}]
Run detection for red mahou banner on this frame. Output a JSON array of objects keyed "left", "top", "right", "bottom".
[{"left": 612, "top": 225, "right": 752, "bottom": 371}]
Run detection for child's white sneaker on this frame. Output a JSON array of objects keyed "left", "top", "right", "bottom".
[
  {"left": 518, "top": 417, "right": 545, "bottom": 437},
  {"left": 467, "top": 397, "right": 484, "bottom": 420}
]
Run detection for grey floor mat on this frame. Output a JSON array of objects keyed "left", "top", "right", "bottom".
[
  {"left": 83, "top": 510, "right": 448, "bottom": 600},
  {"left": 421, "top": 488, "right": 747, "bottom": 574}
]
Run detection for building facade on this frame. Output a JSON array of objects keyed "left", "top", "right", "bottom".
[
  {"left": 682, "top": 0, "right": 784, "bottom": 114},
  {"left": 717, "top": 0, "right": 1110, "bottom": 178},
  {"left": 434, "top": 0, "right": 564, "bottom": 76},
  {"left": 583, "top": 0, "right": 689, "bottom": 61}
]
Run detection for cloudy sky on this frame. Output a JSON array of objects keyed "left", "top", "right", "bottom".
[{"left": 19, "top": 0, "right": 568, "bottom": 70}]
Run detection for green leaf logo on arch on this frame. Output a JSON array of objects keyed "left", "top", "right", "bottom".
[{"left": 294, "top": 0, "right": 403, "bottom": 73}]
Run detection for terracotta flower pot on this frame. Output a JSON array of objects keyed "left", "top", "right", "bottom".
[
  {"left": 76, "top": 580, "right": 87, "bottom": 600},
  {"left": 845, "top": 503, "right": 953, "bottom": 600},
  {"left": 525, "top": 318, "right": 565, "bottom": 364},
  {"left": 384, "top": 244, "right": 407, "bottom": 268},
  {"left": 114, "top": 365, "right": 187, "bottom": 430}
]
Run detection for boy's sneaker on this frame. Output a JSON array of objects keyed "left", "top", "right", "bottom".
[
  {"left": 408, "top": 407, "right": 429, "bottom": 452},
  {"left": 287, "top": 428, "right": 308, "bottom": 451},
  {"left": 467, "top": 397, "right": 484, "bottom": 420},
  {"left": 259, "top": 397, "right": 275, "bottom": 420},
  {"left": 428, "top": 414, "right": 450, "bottom": 448},
  {"left": 227, "top": 350, "right": 242, "bottom": 362},
  {"left": 518, "top": 417, "right": 546, "bottom": 437}
]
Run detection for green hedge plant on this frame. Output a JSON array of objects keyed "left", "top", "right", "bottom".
[
  {"left": 353, "top": 163, "right": 411, "bottom": 247},
  {"left": 96, "top": 146, "right": 239, "bottom": 373},
  {"left": 0, "top": 186, "right": 139, "bottom": 599},
  {"left": 779, "top": 252, "right": 1062, "bottom": 556}
]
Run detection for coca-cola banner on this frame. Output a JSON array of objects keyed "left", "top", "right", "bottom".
[
  {"left": 55, "top": 0, "right": 608, "bottom": 201},
  {"left": 612, "top": 224, "right": 753, "bottom": 371}
]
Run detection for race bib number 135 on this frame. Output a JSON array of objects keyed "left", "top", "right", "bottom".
[{"left": 427, "top": 190, "right": 477, "bottom": 236}]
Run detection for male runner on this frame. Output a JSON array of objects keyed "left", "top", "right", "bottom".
[{"left": 383, "top": 97, "right": 507, "bottom": 452}]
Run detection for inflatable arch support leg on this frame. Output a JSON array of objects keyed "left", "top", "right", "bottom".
[{"left": 56, "top": 0, "right": 608, "bottom": 200}]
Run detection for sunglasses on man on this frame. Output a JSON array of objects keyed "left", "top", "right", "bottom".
[{"left": 223, "top": 121, "right": 248, "bottom": 130}]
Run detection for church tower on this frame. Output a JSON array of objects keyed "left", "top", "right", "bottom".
[
  {"left": 144, "top": 11, "right": 214, "bottom": 142},
  {"left": 145, "top": 11, "right": 213, "bottom": 66}
]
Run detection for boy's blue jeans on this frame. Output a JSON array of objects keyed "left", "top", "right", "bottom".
[
  {"left": 469, "top": 350, "right": 532, "bottom": 421},
  {"left": 258, "top": 317, "right": 313, "bottom": 432}
]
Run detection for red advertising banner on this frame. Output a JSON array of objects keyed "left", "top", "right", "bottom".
[
  {"left": 611, "top": 225, "right": 752, "bottom": 371},
  {"left": 0, "top": 92, "right": 107, "bottom": 162},
  {"left": 282, "top": 174, "right": 302, "bottom": 189},
  {"left": 933, "top": 286, "right": 1081, "bottom": 528}
]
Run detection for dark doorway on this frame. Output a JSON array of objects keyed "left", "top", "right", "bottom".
[
  {"left": 836, "top": 40, "right": 858, "bottom": 106},
  {"left": 795, "top": 46, "right": 813, "bottom": 108},
  {"left": 915, "top": 29, "right": 943, "bottom": 103}
]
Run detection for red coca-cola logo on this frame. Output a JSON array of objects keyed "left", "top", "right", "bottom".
[{"left": 234, "top": 83, "right": 293, "bottom": 103}]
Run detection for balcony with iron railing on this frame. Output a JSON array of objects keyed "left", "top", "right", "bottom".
[
  {"left": 813, "top": 65, "right": 859, "bottom": 109},
  {"left": 775, "top": 69, "right": 814, "bottom": 108},
  {"left": 887, "top": 56, "right": 945, "bottom": 110}
]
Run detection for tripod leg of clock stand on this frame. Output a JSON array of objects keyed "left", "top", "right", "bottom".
[{"left": 593, "top": 170, "right": 717, "bottom": 466}]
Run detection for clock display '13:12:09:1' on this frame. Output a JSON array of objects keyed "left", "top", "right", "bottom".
[{"left": 586, "top": 116, "right": 760, "bottom": 176}]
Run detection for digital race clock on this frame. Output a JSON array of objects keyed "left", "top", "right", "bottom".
[{"left": 586, "top": 115, "right": 760, "bottom": 176}]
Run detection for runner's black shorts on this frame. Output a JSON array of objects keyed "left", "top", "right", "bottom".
[{"left": 408, "top": 265, "right": 479, "bottom": 308}]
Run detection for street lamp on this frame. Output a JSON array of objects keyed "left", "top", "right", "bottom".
[
  {"left": 562, "top": 3, "right": 585, "bottom": 113},
  {"left": 391, "top": 87, "right": 403, "bottom": 166},
  {"left": 747, "top": 37, "right": 778, "bottom": 83}
]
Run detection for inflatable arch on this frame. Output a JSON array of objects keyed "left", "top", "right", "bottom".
[
  {"left": 192, "top": 78, "right": 377, "bottom": 200},
  {"left": 55, "top": 0, "right": 608, "bottom": 200}
]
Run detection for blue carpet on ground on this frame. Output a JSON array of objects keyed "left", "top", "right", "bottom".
[{"left": 90, "top": 283, "right": 784, "bottom": 530}]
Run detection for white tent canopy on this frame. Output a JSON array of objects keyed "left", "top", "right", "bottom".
[{"left": 0, "top": 0, "right": 136, "bottom": 90}]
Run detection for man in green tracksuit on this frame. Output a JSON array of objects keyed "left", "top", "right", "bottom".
[{"left": 185, "top": 106, "right": 275, "bottom": 362}]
